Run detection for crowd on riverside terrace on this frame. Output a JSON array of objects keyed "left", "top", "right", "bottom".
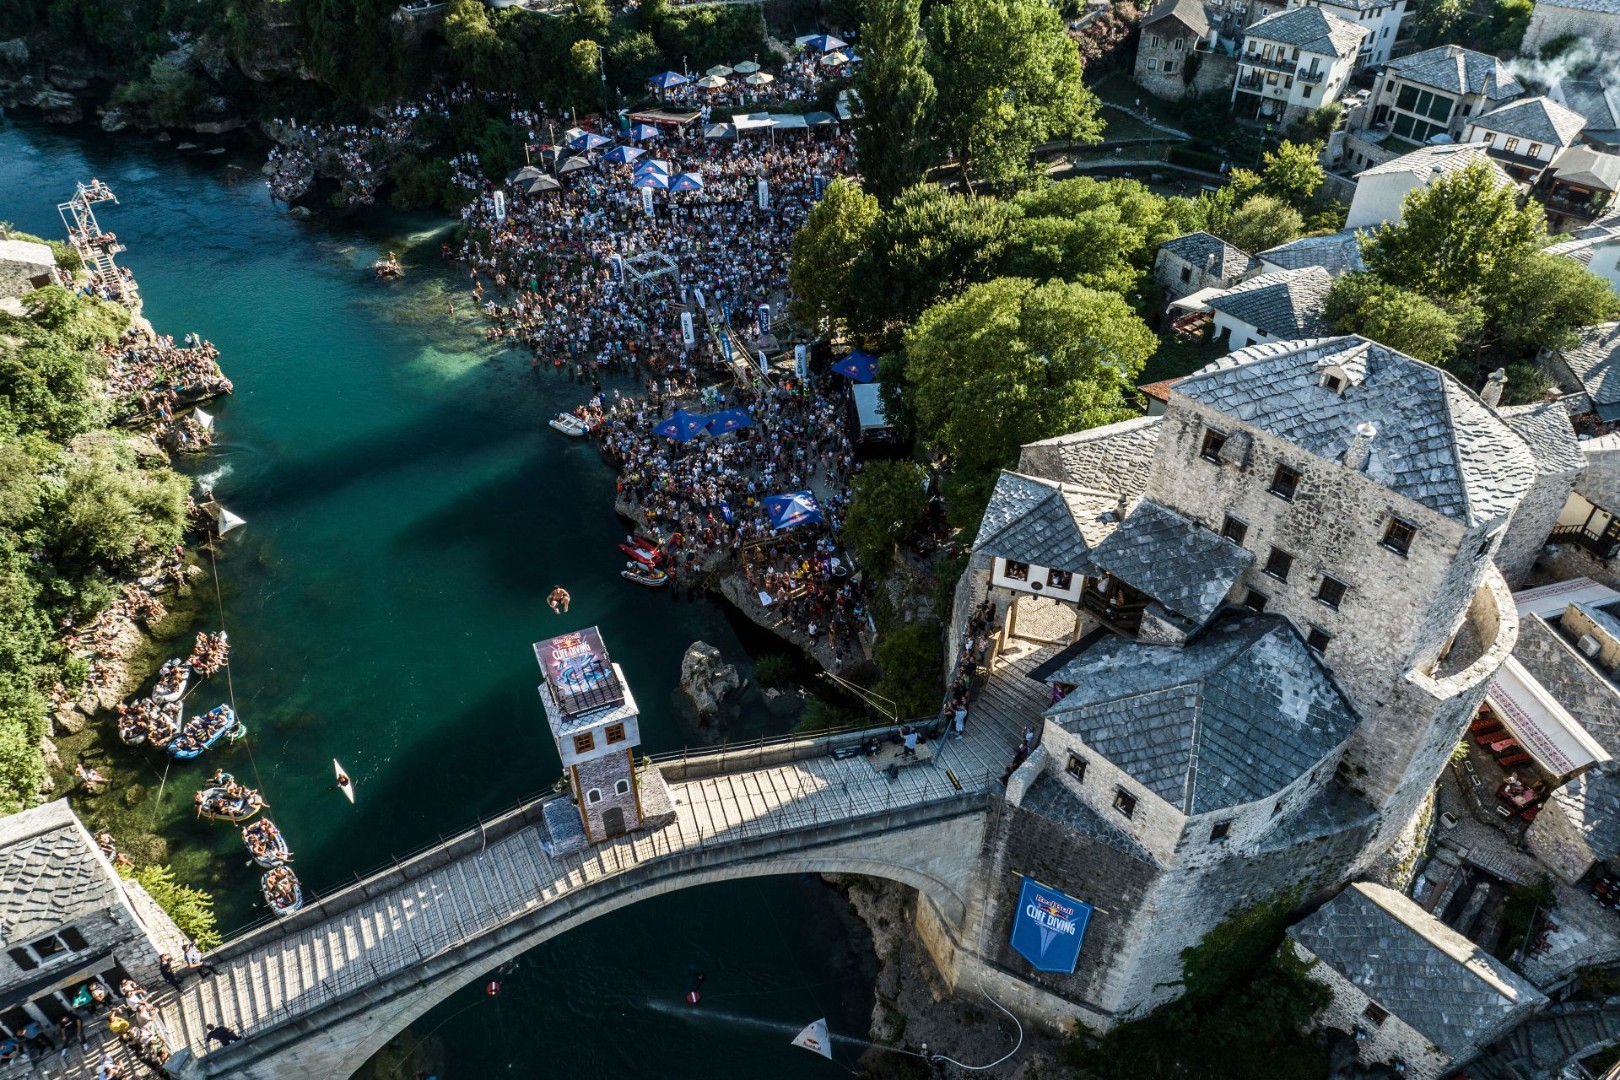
[
  {"left": 664, "top": 53, "right": 854, "bottom": 112},
  {"left": 0, "top": 971, "right": 170, "bottom": 1076},
  {"left": 459, "top": 123, "right": 852, "bottom": 373},
  {"left": 600, "top": 380, "right": 869, "bottom": 664},
  {"left": 99, "top": 328, "right": 232, "bottom": 434},
  {"left": 50, "top": 568, "right": 184, "bottom": 710}
]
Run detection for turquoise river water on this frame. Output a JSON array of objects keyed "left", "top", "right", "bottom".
[{"left": 0, "top": 118, "right": 877, "bottom": 1078}]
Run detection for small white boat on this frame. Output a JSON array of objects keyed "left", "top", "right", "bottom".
[
  {"left": 334, "top": 759, "right": 355, "bottom": 804},
  {"left": 549, "top": 413, "right": 590, "bottom": 437}
]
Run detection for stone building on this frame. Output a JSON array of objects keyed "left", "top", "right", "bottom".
[
  {"left": 0, "top": 800, "right": 187, "bottom": 1039},
  {"left": 1346, "top": 142, "right": 1511, "bottom": 229},
  {"left": 1540, "top": 321, "right": 1620, "bottom": 421},
  {"left": 1523, "top": 0, "right": 1620, "bottom": 59},
  {"left": 1134, "top": 0, "right": 1221, "bottom": 100},
  {"left": 1463, "top": 95, "right": 1589, "bottom": 183},
  {"left": 1231, "top": 5, "right": 1367, "bottom": 124},
  {"left": 0, "top": 238, "right": 56, "bottom": 301},
  {"left": 1300, "top": 0, "right": 1409, "bottom": 69},
  {"left": 1204, "top": 265, "right": 1333, "bottom": 348},
  {"left": 533, "top": 627, "right": 674, "bottom": 851},
  {"left": 1343, "top": 46, "right": 1522, "bottom": 173},
  {"left": 1287, "top": 882, "right": 1548, "bottom": 1079},
  {"left": 946, "top": 335, "right": 1542, "bottom": 1025},
  {"left": 1152, "top": 231, "right": 1256, "bottom": 304}
]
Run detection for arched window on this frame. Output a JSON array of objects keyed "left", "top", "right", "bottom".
[
  {"left": 585, "top": 788, "right": 603, "bottom": 805},
  {"left": 615, "top": 778, "right": 631, "bottom": 796}
]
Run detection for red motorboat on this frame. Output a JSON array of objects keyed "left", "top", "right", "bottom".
[{"left": 620, "top": 543, "right": 659, "bottom": 566}]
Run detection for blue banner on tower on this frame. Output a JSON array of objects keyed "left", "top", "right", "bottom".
[{"left": 1009, "top": 877, "right": 1091, "bottom": 974}]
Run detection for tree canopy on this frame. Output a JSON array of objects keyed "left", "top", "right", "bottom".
[
  {"left": 1323, "top": 275, "right": 1464, "bottom": 369},
  {"left": 843, "top": 459, "right": 931, "bottom": 574},
  {"left": 853, "top": 0, "right": 937, "bottom": 205},
  {"left": 1216, "top": 194, "right": 1304, "bottom": 256},
  {"left": 925, "top": 0, "right": 1102, "bottom": 193},
  {"left": 901, "top": 277, "right": 1155, "bottom": 502},
  {"left": 788, "top": 179, "right": 882, "bottom": 339}
]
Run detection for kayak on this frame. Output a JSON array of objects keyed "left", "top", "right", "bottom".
[{"left": 334, "top": 759, "right": 355, "bottom": 804}]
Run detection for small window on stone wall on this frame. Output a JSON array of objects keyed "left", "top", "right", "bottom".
[
  {"left": 1317, "top": 575, "right": 1348, "bottom": 609},
  {"left": 1201, "top": 428, "right": 1228, "bottom": 462},
  {"left": 1209, "top": 821, "right": 1231, "bottom": 842},
  {"left": 615, "top": 778, "right": 631, "bottom": 795},
  {"left": 1362, "top": 1001, "right": 1389, "bottom": 1027},
  {"left": 1264, "top": 546, "right": 1294, "bottom": 582},
  {"left": 1382, "top": 517, "right": 1417, "bottom": 556},
  {"left": 1114, "top": 789, "right": 1137, "bottom": 818},
  {"left": 1067, "top": 754, "right": 1088, "bottom": 782},
  {"left": 1222, "top": 515, "right": 1248, "bottom": 546},
  {"left": 1270, "top": 463, "right": 1301, "bottom": 501},
  {"left": 1244, "top": 589, "right": 1269, "bottom": 612},
  {"left": 585, "top": 788, "right": 603, "bottom": 805},
  {"left": 1307, "top": 626, "right": 1333, "bottom": 653}
]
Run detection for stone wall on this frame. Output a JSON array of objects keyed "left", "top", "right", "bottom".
[
  {"left": 1291, "top": 939, "right": 1456, "bottom": 1079},
  {"left": 573, "top": 748, "right": 641, "bottom": 839},
  {"left": 1498, "top": 461, "right": 1580, "bottom": 590},
  {"left": 1523, "top": 3, "right": 1620, "bottom": 57}
]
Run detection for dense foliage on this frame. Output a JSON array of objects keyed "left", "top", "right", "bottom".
[
  {"left": 0, "top": 290, "right": 189, "bottom": 812},
  {"left": 851, "top": 0, "right": 936, "bottom": 205},
  {"left": 842, "top": 459, "right": 930, "bottom": 574},
  {"left": 119, "top": 862, "right": 222, "bottom": 950}
]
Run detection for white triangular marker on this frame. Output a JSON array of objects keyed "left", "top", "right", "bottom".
[{"left": 790, "top": 1018, "right": 833, "bottom": 1060}]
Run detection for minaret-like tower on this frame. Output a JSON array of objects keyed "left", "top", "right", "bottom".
[{"left": 534, "top": 626, "right": 648, "bottom": 842}]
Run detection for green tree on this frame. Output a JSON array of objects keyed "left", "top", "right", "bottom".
[
  {"left": 788, "top": 178, "right": 882, "bottom": 338},
  {"left": 1257, "top": 139, "right": 1325, "bottom": 210},
  {"left": 925, "top": 0, "right": 1102, "bottom": 193},
  {"left": 1360, "top": 159, "right": 1543, "bottom": 307},
  {"left": 844, "top": 459, "right": 930, "bottom": 574},
  {"left": 902, "top": 277, "right": 1155, "bottom": 496},
  {"left": 119, "top": 863, "right": 222, "bottom": 949},
  {"left": 853, "top": 0, "right": 937, "bottom": 205},
  {"left": 1216, "top": 194, "right": 1304, "bottom": 255},
  {"left": 872, "top": 620, "right": 945, "bottom": 719},
  {"left": 1005, "top": 177, "right": 1201, "bottom": 294},
  {"left": 1322, "top": 274, "right": 1464, "bottom": 368},
  {"left": 850, "top": 184, "right": 1015, "bottom": 345},
  {"left": 1492, "top": 251, "right": 1620, "bottom": 358}
]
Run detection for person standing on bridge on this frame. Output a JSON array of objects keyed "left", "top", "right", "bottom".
[
  {"left": 158, "top": 955, "right": 183, "bottom": 993},
  {"left": 183, "top": 941, "right": 218, "bottom": 978},
  {"left": 205, "top": 1023, "right": 241, "bottom": 1047}
]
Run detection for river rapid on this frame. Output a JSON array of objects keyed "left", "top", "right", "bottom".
[{"left": 0, "top": 118, "right": 877, "bottom": 1078}]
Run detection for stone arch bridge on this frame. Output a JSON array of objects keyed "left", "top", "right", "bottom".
[{"left": 160, "top": 699, "right": 1036, "bottom": 1080}]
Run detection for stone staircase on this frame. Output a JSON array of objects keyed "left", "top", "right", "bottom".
[{"left": 1467, "top": 1001, "right": 1620, "bottom": 1079}]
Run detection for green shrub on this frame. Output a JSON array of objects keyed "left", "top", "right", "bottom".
[
  {"left": 753, "top": 653, "right": 795, "bottom": 688},
  {"left": 119, "top": 863, "right": 222, "bottom": 950},
  {"left": 1166, "top": 145, "right": 1224, "bottom": 172},
  {"left": 873, "top": 620, "right": 945, "bottom": 719}
]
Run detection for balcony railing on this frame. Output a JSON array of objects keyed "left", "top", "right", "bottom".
[
  {"left": 1240, "top": 52, "right": 1299, "bottom": 74},
  {"left": 1551, "top": 524, "right": 1620, "bottom": 562}
]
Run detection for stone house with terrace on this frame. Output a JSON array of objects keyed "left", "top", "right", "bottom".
[
  {"left": 1203, "top": 265, "right": 1334, "bottom": 348},
  {"left": 1152, "top": 231, "right": 1256, "bottom": 304},
  {"left": 1345, "top": 46, "right": 1522, "bottom": 172},
  {"left": 1231, "top": 5, "right": 1367, "bottom": 124},
  {"left": 1463, "top": 95, "right": 1589, "bottom": 184},
  {"left": 1287, "top": 882, "right": 1547, "bottom": 1079},
  {"left": 1133, "top": 0, "right": 1234, "bottom": 101},
  {"left": 945, "top": 335, "right": 1546, "bottom": 1025},
  {"left": 1300, "top": 0, "right": 1408, "bottom": 68}
]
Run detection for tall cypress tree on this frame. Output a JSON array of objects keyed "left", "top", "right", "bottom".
[{"left": 852, "top": 0, "right": 936, "bottom": 206}]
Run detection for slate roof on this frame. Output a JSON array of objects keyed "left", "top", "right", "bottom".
[
  {"left": 1555, "top": 322, "right": 1620, "bottom": 413},
  {"left": 1355, "top": 142, "right": 1510, "bottom": 186},
  {"left": 1548, "top": 766, "right": 1620, "bottom": 861},
  {"left": 1257, "top": 229, "right": 1367, "bottom": 276},
  {"left": 1141, "top": 0, "right": 1210, "bottom": 38},
  {"left": 1020, "top": 771, "right": 1158, "bottom": 862},
  {"left": 1018, "top": 415, "right": 1163, "bottom": 497},
  {"left": 973, "top": 471, "right": 1123, "bottom": 570},
  {"left": 1512, "top": 612, "right": 1620, "bottom": 755},
  {"left": 1088, "top": 499, "right": 1254, "bottom": 624},
  {"left": 1555, "top": 80, "right": 1620, "bottom": 131},
  {"left": 1245, "top": 5, "right": 1366, "bottom": 58},
  {"left": 0, "top": 799, "right": 121, "bottom": 945},
  {"left": 1548, "top": 145, "right": 1620, "bottom": 192},
  {"left": 1204, "top": 266, "right": 1334, "bottom": 339},
  {"left": 1470, "top": 96, "right": 1588, "bottom": 148},
  {"left": 1388, "top": 45, "right": 1523, "bottom": 102},
  {"left": 1174, "top": 337, "right": 1540, "bottom": 527},
  {"left": 1290, "top": 882, "right": 1546, "bottom": 1057},
  {"left": 1547, "top": 214, "right": 1620, "bottom": 267},
  {"left": 1498, "top": 402, "right": 1585, "bottom": 476},
  {"left": 1158, "top": 231, "right": 1255, "bottom": 279},
  {"left": 1043, "top": 614, "right": 1357, "bottom": 814}
]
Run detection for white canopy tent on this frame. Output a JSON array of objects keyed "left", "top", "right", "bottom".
[
  {"left": 1165, "top": 286, "right": 1225, "bottom": 315},
  {"left": 1486, "top": 655, "right": 1612, "bottom": 781}
]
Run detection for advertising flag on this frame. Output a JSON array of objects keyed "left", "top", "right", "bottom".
[
  {"left": 757, "top": 177, "right": 770, "bottom": 210},
  {"left": 790, "top": 1019, "right": 832, "bottom": 1060},
  {"left": 642, "top": 185, "right": 655, "bottom": 217},
  {"left": 1009, "top": 877, "right": 1092, "bottom": 974},
  {"left": 757, "top": 303, "right": 771, "bottom": 334},
  {"left": 680, "top": 310, "right": 696, "bottom": 348},
  {"left": 493, "top": 190, "right": 507, "bottom": 222},
  {"left": 794, "top": 343, "right": 807, "bottom": 380},
  {"left": 813, "top": 173, "right": 827, "bottom": 198},
  {"left": 609, "top": 254, "right": 624, "bottom": 283}
]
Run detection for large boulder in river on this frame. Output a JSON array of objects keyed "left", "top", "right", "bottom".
[
  {"left": 46, "top": 64, "right": 91, "bottom": 92},
  {"left": 0, "top": 39, "right": 29, "bottom": 68},
  {"left": 100, "top": 106, "right": 135, "bottom": 133},
  {"left": 31, "top": 89, "right": 83, "bottom": 124},
  {"left": 680, "top": 641, "right": 741, "bottom": 718}
]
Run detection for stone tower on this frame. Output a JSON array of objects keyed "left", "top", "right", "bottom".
[
  {"left": 940, "top": 337, "right": 1542, "bottom": 1028},
  {"left": 534, "top": 626, "right": 653, "bottom": 843}
]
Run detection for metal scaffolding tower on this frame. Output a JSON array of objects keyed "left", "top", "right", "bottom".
[{"left": 57, "top": 180, "right": 136, "bottom": 303}]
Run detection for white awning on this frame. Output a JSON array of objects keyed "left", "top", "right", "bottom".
[
  {"left": 852, "top": 382, "right": 889, "bottom": 431},
  {"left": 1166, "top": 286, "right": 1225, "bottom": 314},
  {"left": 1486, "top": 655, "right": 1612, "bottom": 780},
  {"left": 1514, "top": 577, "right": 1620, "bottom": 621},
  {"left": 731, "top": 113, "right": 777, "bottom": 132}
]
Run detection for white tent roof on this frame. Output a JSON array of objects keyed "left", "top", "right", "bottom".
[
  {"left": 1513, "top": 577, "right": 1620, "bottom": 621},
  {"left": 852, "top": 382, "right": 890, "bottom": 431},
  {"left": 732, "top": 113, "right": 777, "bottom": 132},
  {"left": 1166, "top": 285, "right": 1226, "bottom": 314},
  {"left": 1487, "top": 655, "right": 1611, "bottom": 780}
]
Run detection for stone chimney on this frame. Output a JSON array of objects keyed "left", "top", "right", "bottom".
[
  {"left": 1343, "top": 421, "right": 1378, "bottom": 472},
  {"left": 1481, "top": 368, "right": 1507, "bottom": 409}
]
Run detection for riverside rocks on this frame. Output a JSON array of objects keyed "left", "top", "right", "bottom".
[
  {"left": 679, "top": 641, "right": 741, "bottom": 719},
  {"left": 31, "top": 88, "right": 83, "bottom": 124}
]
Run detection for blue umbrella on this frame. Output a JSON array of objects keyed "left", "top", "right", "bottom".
[
  {"left": 653, "top": 409, "right": 710, "bottom": 442},
  {"left": 831, "top": 350, "right": 878, "bottom": 383},
  {"left": 632, "top": 171, "right": 670, "bottom": 190},
  {"left": 670, "top": 172, "right": 706, "bottom": 192},
  {"left": 649, "top": 71, "right": 689, "bottom": 90},
  {"left": 764, "top": 491, "right": 825, "bottom": 531},
  {"left": 804, "top": 34, "right": 847, "bottom": 52},
  {"left": 629, "top": 123, "right": 663, "bottom": 141},
  {"left": 706, "top": 408, "right": 754, "bottom": 435},
  {"left": 633, "top": 158, "right": 671, "bottom": 176},
  {"left": 567, "top": 131, "right": 612, "bottom": 151},
  {"left": 602, "top": 145, "right": 645, "bottom": 164}
]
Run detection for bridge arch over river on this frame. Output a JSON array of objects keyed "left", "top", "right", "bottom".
[{"left": 158, "top": 676, "right": 1041, "bottom": 1080}]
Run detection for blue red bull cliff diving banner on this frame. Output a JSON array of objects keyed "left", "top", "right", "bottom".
[
  {"left": 1010, "top": 877, "right": 1092, "bottom": 974},
  {"left": 533, "top": 626, "right": 623, "bottom": 715}
]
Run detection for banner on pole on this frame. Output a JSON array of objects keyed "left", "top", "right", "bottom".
[
  {"left": 794, "top": 343, "right": 807, "bottom": 380},
  {"left": 492, "top": 190, "right": 507, "bottom": 222},
  {"left": 757, "top": 177, "right": 770, "bottom": 210},
  {"left": 609, "top": 254, "right": 624, "bottom": 283},
  {"left": 757, "top": 303, "right": 771, "bottom": 334},
  {"left": 813, "top": 173, "right": 827, "bottom": 199},
  {"left": 642, "top": 186, "right": 655, "bottom": 217},
  {"left": 757, "top": 350, "right": 769, "bottom": 373},
  {"left": 680, "top": 310, "right": 695, "bottom": 349},
  {"left": 1009, "top": 877, "right": 1092, "bottom": 974}
]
